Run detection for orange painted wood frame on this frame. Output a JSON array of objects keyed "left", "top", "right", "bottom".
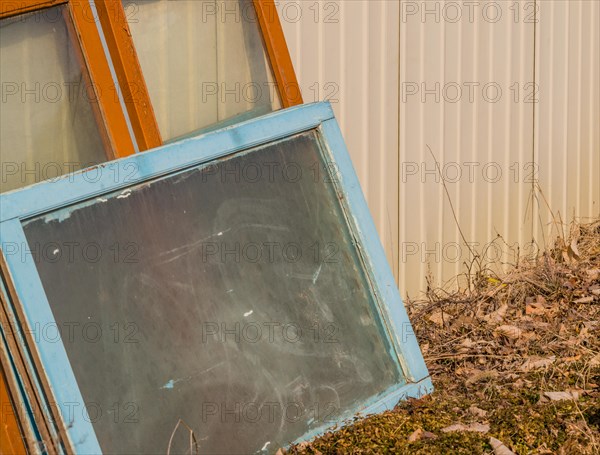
[
  {"left": 68, "top": 1, "right": 136, "bottom": 158},
  {"left": 0, "top": 0, "right": 65, "bottom": 17},
  {"left": 1, "top": 1, "right": 301, "bottom": 153},
  {"left": 1, "top": 2, "right": 138, "bottom": 450},
  {"left": 253, "top": 0, "right": 303, "bottom": 107},
  {"left": 0, "top": 371, "right": 26, "bottom": 455},
  {"left": 1, "top": 263, "right": 60, "bottom": 454},
  {"left": 0, "top": 0, "right": 136, "bottom": 159},
  {"left": 95, "top": 0, "right": 302, "bottom": 152},
  {"left": 94, "top": 0, "right": 162, "bottom": 151}
]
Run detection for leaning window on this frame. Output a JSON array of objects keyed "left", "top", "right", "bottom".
[{"left": 118, "top": 0, "right": 283, "bottom": 141}]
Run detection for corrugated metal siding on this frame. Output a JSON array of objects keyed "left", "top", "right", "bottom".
[
  {"left": 398, "top": 1, "right": 536, "bottom": 296},
  {"left": 280, "top": 0, "right": 598, "bottom": 298},
  {"left": 533, "top": 0, "right": 600, "bottom": 244},
  {"left": 277, "top": 0, "right": 401, "bottom": 279}
]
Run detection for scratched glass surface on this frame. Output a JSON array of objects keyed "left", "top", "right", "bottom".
[{"left": 23, "top": 131, "right": 404, "bottom": 454}]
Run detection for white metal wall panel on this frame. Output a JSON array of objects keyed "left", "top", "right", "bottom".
[
  {"left": 533, "top": 0, "right": 600, "bottom": 243},
  {"left": 398, "top": 1, "right": 536, "bottom": 297},
  {"left": 281, "top": 0, "right": 598, "bottom": 299},
  {"left": 277, "top": 0, "right": 401, "bottom": 279}
]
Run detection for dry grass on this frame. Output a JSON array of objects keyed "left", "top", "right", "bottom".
[{"left": 285, "top": 219, "right": 600, "bottom": 454}]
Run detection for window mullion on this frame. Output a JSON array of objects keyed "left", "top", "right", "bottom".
[
  {"left": 253, "top": 0, "right": 303, "bottom": 107},
  {"left": 68, "top": 0, "right": 137, "bottom": 158},
  {"left": 95, "top": 0, "right": 162, "bottom": 151}
]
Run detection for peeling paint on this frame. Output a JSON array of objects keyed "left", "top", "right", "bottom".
[
  {"left": 116, "top": 189, "right": 132, "bottom": 199},
  {"left": 41, "top": 207, "right": 77, "bottom": 224},
  {"left": 161, "top": 379, "right": 181, "bottom": 390},
  {"left": 38, "top": 194, "right": 112, "bottom": 225}
]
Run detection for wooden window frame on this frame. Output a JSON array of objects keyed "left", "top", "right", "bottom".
[
  {"left": 253, "top": 0, "right": 303, "bottom": 107},
  {"left": 0, "top": 0, "right": 302, "bottom": 155},
  {"left": 2, "top": 252, "right": 62, "bottom": 454},
  {"left": 0, "top": 103, "right": 431, "bottom": 454},
  {"left": 0, "top": 368, "right": 27, "bottom": 455},
  {"left": 95, "top": 0, "right": 303, "bottom": 152},
  {"left": 1, "top": 4, "right": 302, "bottom": 446},
  {"left": 0, "top": 0, "right": 136, "bottom": 159},
  {"left": 1, "top": 275, "right": 59, "bottom": 455},
  {"left": 1, "top": 1, "right": 138, "bottom": 451},
  {"left": 93, "top": 0, "right": 162, "bottom": 150}
]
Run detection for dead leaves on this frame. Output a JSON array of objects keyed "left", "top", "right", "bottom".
[
  {"left": 525, "top": 295, "right": 558, "bottom": 316},
  {"left": 441, "top": 422, "right": 490, "bottom": 433},
  {"left": 407, "top": 428, "right": 437, "bottom": 442},
  {"left": 483, "top": 304, "right": 508, "bottom": 324},
  {"left": 542, "top": 390, "right": 583, "bottom": 401},
  {"left": 465, "top": 369, "right": 498, "bottom": 386},
  {"left": 574, "top": 296, "right": 594, "bottom": 304},
  {"left": 468, "top": 405, "right": 488, "bottom": 418},
  {"left": 569, "top": 236, "right": 581, "bottom": 261},
  {"left": 489, "top": 437, "right": 516, "bottom": 455},
  {"left": 587, "top": 269, "right": 600, "bottom": 281},
  {"left": 427, "top": 309, "right": 450, "bottom": 327},
  {"left": 494, "top": 325, "right": 523, "bottom": 340},
  {"left": 519, "top": 355, "right": 556, "bottom": 372},
  {"left": 287, "top": 220, "right": 600, "bottom": 455}
]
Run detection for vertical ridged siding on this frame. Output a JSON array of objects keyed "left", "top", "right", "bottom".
[
  {"left": 278, "top": 0, "right": 401, "bottom": 279},
  {"left": 280, "top": 0, "right": 598, "bottom": 298},
  {"left": 399, "top": 1, "right": 536, "bottom": 297},
  {"left": 533, "top": 0, "right": 600, "bottom": 243}
]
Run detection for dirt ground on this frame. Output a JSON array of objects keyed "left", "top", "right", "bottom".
[{"left": 285, "top": 220, "right": 600, "bottom": 454}]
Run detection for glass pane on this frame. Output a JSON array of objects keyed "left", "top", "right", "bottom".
[
  {"left": 122, "top": 0, "right": 282, "bottom": 141},
  {"left": 23, "top": 131, "right": 403, "bottom": 454},
  {"left": 0, "top": 6, "right": 107, "bottom": 193}
]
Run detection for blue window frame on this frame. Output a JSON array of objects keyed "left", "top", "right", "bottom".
[{"left": 0, "top": 102, "right": 431, "bottom": 453}]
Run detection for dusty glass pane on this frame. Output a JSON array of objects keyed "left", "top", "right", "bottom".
[
  {"left": 23, "top": 132, "right": 403, "bottom": 454},
  {"left": 122, "top": 0, "right": 282, "bottom": 141},
  {"left": 0, "top": 6, "right": 107, "bottom": 193}
]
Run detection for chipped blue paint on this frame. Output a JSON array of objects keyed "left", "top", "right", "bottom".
[
  {"left": 0, "top": 102, "right": 431, "bottom": 453},
  {"left": 0, "top": 218, "right": 102, "bottom": 454},
  {"left": 161, "top": 379, "right": 177, "bottom": 390},
  {"left": 0, "top": 102, "right": 336, "bottom": 223},
  {"left": 317, "top": 119, "right": 430, "bottom": 382}
]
